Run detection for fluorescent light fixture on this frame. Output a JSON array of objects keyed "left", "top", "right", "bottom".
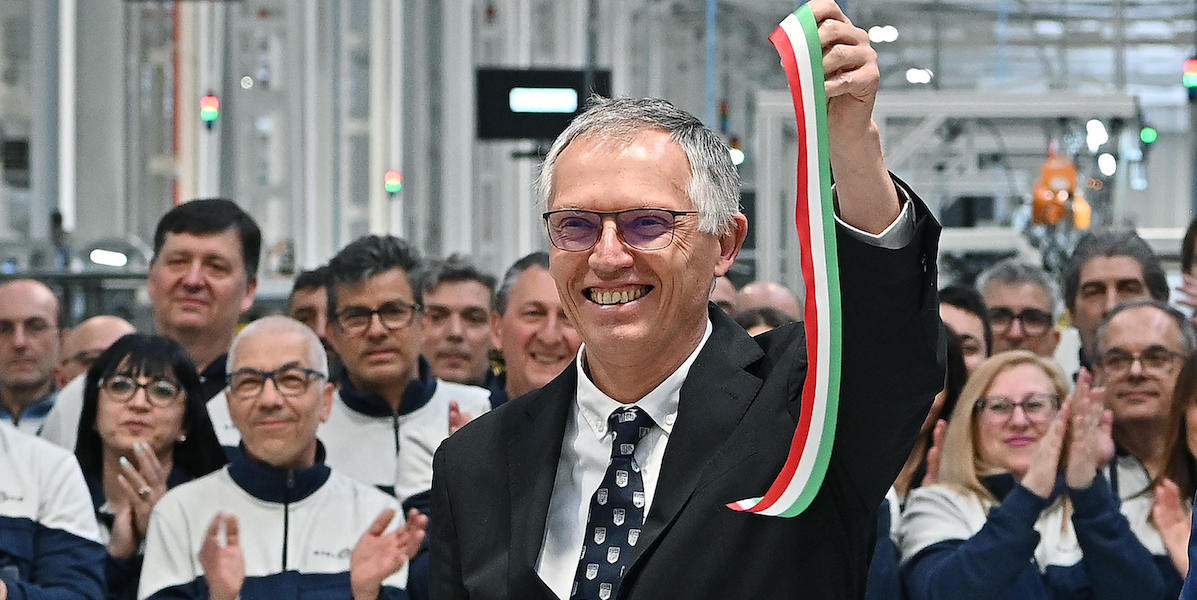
[
  {"left": 89, "top": 248, "right": 128, "bottom": 267},
  {"left": 1098, "top": 152, "right": 1117, "bottom": 176},
  {"left": 509, "top": 87, "right": 579, "bottom": 113}
]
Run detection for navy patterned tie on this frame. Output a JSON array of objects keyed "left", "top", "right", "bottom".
[{"left": 571, "top": 406, "right": 655, "bottom": 600}]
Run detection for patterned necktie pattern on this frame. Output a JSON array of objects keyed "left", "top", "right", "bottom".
[{"left": 571, "top": 406, "right": 655, "bottom": 600}]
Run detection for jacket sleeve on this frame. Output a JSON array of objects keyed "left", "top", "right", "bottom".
[
  {"left": 138, "top": 494, "right": 201, "bottom": 600},
  {"left": 2, "top": 446, "right": 107, "bottom": 600},
  {"left": 1069, "top": 474, "right": 1168, "bottom": 600},
  {"left": 830, "top": 177, "right": 945, "bottom": 513},
  {"left": 428, "top": 445, "right": 468, "bottom": 600},
  {"left": 900, "top": 484, "right": 1046, "bottom": 600}
]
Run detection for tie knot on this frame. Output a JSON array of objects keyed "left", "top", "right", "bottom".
[{"left": 607, "top": 406, "right": 654, "bottom": 458}]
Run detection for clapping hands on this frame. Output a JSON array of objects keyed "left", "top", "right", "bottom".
[{"left": 1021, "top": 369, "right": 1112, "bottom": 498}]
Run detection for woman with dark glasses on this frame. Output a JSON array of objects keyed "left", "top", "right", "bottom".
[{"left": 74, "top": 334, "right": 226, "bottom": 600}]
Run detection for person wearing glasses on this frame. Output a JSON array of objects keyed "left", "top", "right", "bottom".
[
  {"left": 900, "top": 351, "right": 1169, "bottom": 599},
  {"left": 72, "top": 333, "right": 226, "bottom": 599},
  {"left": 1088, "top": 298, "right": 1196, "bottom": 595},
  {"left": 321, "top": 235, "right": 490, "bottom": 506},
  {"left": 40, "top": 199, "right": 262, "bottom": 453},
  {"left": 976, "top": 258, "right": 1062, "bottom": 359},
  {"left": 139, "top": 316, "right": 427, "bottom": 600},
  {"left": 430, "top": 2, "right": 944, "bottom": 597}
]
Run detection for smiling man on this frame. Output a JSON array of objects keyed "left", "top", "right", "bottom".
[
  {"left": 430, "top": 2, "right": 944, "bottom": 598},
  {"left": 489, "top": 251, "right": 582, "bottom": 406},
  {"left": 139, "top": 316, "right": 425, "bottom": 600}
]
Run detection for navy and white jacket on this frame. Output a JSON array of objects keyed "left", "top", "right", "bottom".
[
  {"left": 319, "top": 358, "right": 490, "bottom": 504},
  {"left": 138, "top": 445, "right": 409, "bottom": 600},
  {"left": 899, "top": 473, "right": 1168, "bottom": 600},
  {"left": 0, "top": 420, "right": 106, "bottom": 599}
]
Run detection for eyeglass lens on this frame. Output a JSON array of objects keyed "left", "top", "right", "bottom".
[{"left": 545, "top": 209, "right": 684, "bottom": 252}]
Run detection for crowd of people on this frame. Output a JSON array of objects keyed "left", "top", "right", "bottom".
[{"left": 3, "top": 0, "right": 1197, "bottom": 598}]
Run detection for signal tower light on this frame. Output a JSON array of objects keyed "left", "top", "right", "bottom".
[
  {"left": 384, "top": 170, "right": 403, "bottom": 194},
  {"left": 200, "top": 94, "right": 221, "bottom": 129},
  {"left": 1185, "top": 59, "right": 1197, "bottom": 94}
]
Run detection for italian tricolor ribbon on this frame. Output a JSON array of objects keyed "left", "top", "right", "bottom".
[{"left": 727, "top": 4, "right": 842, "bottom": 518}]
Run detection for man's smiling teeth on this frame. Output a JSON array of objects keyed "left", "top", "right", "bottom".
[{"left": 588, "top": 286, "right": 649, "bottom": 305}]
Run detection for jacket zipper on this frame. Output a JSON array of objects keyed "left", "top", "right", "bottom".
[{"left": 282, "top": 468, "right": 294, "bottom": 571}]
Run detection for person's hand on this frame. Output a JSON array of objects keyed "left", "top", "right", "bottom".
[
  {"left": 1021, "top": 398, "right": 1070, "bottom": 499},
  {"left": 350, "top": 508, "right": 429, "bottom": 600},
  {"left": 922, "top": 419, "right": 947, "bottom": 486},
  {"left": 805, "top": 0, "right": 899, "bottom": 234},
  {"left": 808, "top": 0, "right": 879, "bottom": 144},
  {"left": 106, "top": 502, "right": 139, "bottom": 560},
  {"left": 1, "top": 576, "right": 7, "bottom": 600},
  {"left": 448, "top": 401, "right": 474, "bottom": 435},
  {"left": 1064, "top": 370, "right": 1111, "bottom": 489},
  {"left": 1177, "top": 273, "right": 1197, "bottom": 328},
  {"left": 116, "top": 442, "right": 169, "bottom": 540},
  {"left": 1153, "top": 478, "right": 1192, "bottom": 576},
  {"left": 198, "top": 513, "right": 245, "bottom": 600}
]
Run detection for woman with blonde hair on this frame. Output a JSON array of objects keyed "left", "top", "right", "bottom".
[{"left": 899, "top": 350, "right": 1169, "bottom": 599}]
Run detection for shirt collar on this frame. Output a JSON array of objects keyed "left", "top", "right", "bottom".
[{"left": 573, "top": 319, "right": 713, "bottom": 440}]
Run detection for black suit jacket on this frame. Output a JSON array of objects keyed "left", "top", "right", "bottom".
[{"left": 430, "top": 186, "right": 944, "bottom": 599}]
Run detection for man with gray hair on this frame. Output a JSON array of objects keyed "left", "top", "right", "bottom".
[
  {"left": 1064, "top": 229, "right": 1169, "bottom": 367},
  {"left": 140, "top": 315, "right": 426, "bottom": 599},
  {"left": 976, "top": 258, "right": 1061, "bottom": 357},
  {"left": 1091, "top": 298, "right": 1195, "bottom": 593},
  {"left": 431, "top": 2, "right": 944, "bottom": 596}
]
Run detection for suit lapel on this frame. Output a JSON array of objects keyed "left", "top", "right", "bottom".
[
  {"left": 629, "top": 309, "right": 766, "bottom": 567},
  {"left": 507, "top": 365, "right": 576, "bottom": 589}
]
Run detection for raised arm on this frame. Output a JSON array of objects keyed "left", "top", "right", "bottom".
[{"left": 809, "top": 0, "right": 900, "bottom": 233}]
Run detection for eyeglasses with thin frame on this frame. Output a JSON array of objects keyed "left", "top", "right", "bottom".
[
  {"left": 334, "top": 301, "right": 422, "bottom": 336},
  {"left": 988, "top": 307, "right": 1053, "bottom": 337},
  {"left": 1099, "top": 346, "right": 1183, "bottom": 376},
  {"left": 99, "top": 375, "right": 184, "bottom": 408},
  {"left": 975, "top": 392, "right": 1060, "bottom": 424},
  {"left": 542, "top": 208, "right": 699, "bottom": 252},
  {"left": 226, "top": 365, "right": 327, "bottom": 400}
]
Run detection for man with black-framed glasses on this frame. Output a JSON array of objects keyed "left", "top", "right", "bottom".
[
  {"left": 976, "top": 258, "right": 1062, "bottom": 358},
  {"left": 140, "top": 315, "right": 426, "bottom": 600},
  {"left": 320, "top": 234, "right": 490, "bottom": 509},
  {"left": 1092, "top": 297, "right": 1196, "bottom": 592}
]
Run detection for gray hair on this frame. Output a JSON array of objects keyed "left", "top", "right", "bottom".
[
  {"left": 535, "top": 96, "right": 741, "bottom": 236},
  {"left": 228, "top": 315, "right": 330, "bottom": 377},
  {"left": 1095, "top": 298, "right": 1197, "bottom": 356},
  {"left": 976, "top": 258, "right": 1064, "bottom": 320}
]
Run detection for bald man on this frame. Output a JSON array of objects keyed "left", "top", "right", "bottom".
[
  {"left": 0, "top": 279, "right": 62, "bottom": 433},
  {"left": 736, "top": 280, "right": 802, "bottom": 321},
  {"left": 55, "top": 315, "right": 136, "bottom": 387}
]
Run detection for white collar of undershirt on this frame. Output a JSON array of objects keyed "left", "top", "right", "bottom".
[{"left": 573, "top": 319, "right": 714, "bottom": 440}]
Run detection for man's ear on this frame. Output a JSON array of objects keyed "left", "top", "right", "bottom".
[
  {"left": 490, "top": 311, "right": 504, "bottom": 352},
  {"left": 715, "top": 213, "right": 749, "bottom": 277},
  {"left": 318, "top": 382, "right": 335, "bottom": 423}
]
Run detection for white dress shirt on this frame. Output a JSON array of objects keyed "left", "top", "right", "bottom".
[{"left": 534, "top": 198, "right": 915, "bottom": 599}]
